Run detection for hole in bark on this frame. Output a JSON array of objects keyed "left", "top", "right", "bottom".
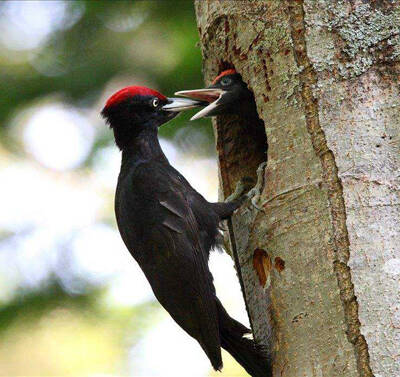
[
  {"left": 218, "top": 61, "right": 235, "bottom": 72},
  {"left": 274, "top": 257, "right": 285, "bottom": 272},
  {"left": 253, "top": 248, "right": 272, "bottom": 287},
  {"left": 214, "top": 64, "right": 268, "bottom": 197}
]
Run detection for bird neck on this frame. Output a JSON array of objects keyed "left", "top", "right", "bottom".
[{"left": 121, "top": 126, "right": 168, "bottom": 167}]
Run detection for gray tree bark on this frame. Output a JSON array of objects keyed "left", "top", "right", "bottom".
[{"left": 194, "top": 1, "right": 400, "bottom": 376}]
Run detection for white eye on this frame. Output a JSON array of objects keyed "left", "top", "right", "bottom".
[
  {"left": 152, "top": 98, "right": 159, "bottom": 107},
  {"left": 220, "top": 77, "right": 232, "bottom": 86}
]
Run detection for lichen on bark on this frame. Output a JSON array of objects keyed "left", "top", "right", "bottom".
[{"left": 195, "top": 1, "right": 400, "bottom": 376}]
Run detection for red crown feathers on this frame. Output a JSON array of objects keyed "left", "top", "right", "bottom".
[
  {"left": 105, "top": 86, "right": 167, "bottom": 108},
  {"left": 212, "top": 69, "right": 237, "bottom": 85}
]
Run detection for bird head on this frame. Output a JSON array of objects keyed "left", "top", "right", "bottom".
[
  {"left": 101, "top": 86, "right": 204, "bottom": 128},
  {"left": 101, "top": 86, "right": 204, "bottom": 149},
  {"left": 175, "top": 69, "right": 253, "bottom": 120}
]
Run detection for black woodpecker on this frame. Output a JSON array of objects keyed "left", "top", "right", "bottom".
[
  {"left": 101, "top": 85, "right": 270, "bottom": 376},
  {"left": 175, "top": 69, "right": 256, "bottom": 120}
]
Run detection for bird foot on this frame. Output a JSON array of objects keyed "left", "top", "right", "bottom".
[
  {"left": 246, "top": 162, "right": 267, "bottom": 211},
  {"left": 225, "top": 177, "right": 254, "bottom": 202}
]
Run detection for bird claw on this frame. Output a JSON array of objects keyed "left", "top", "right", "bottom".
[
  {"left": 225, "top": 162, "right": 267, "bottom": 211},
  {"left": 246, "top": 161, "right": 267, "bottom": 211},
  {"left": 251, "top": 196, "right": 264, "bottom": 211},
  {"left": 225, "top": 176, "right": 254, "bottom": 202}
]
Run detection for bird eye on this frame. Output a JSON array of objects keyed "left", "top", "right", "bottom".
[
  {"left": 220, "top": 77, "right": 232, "bottom": 86},
  {"left": 152, "top": 98, "right": 159, "bottom": 107}
]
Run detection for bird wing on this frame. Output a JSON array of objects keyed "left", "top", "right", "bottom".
[{"left": 115, "top": 162, "right": 222, "bottom": 367}]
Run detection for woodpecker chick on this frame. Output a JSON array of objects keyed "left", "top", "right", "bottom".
[
  {"left": 175, "top": 69, "right": 255, "bottom": 120},
  {"left": 101, "top": 86, "right": 270, "bottom": 377},
  {"left": 178, "top": 70, "right": 268, "bottom": 210}
]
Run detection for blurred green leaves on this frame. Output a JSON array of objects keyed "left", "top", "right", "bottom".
[
  {"left": 0, "top": 3, "right": 236, "bottom": 375},
  {"left": 0, "top": 0, "right": 211, "bottom": 152},
  {"left": 0, "top": 280, "right": 162, "bottom": 376}
]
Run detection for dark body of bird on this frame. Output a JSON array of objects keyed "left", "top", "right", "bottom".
[{"left": 102, "top": 80, "right": 270, "bottom": 377}]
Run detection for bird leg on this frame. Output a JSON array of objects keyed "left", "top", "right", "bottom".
[
  {"left": 212, "top": 177, "right": 254, "bottom": 220},
  {"left": 245, "top": 161, "right": 267, "bottom": 211},
  {"left": 225, "top": 176, "right": 254, "bottom": 202},
  {"left": 213, "top": 162, "right": 267, "bottom": 219}
]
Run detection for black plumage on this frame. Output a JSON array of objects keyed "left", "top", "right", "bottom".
[{"left": 101, "top": 85, "right": 270, "bottom": 376}]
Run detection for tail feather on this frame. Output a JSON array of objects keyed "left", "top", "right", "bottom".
[{"left": 216, "top": 299, "right": 272, "bottom": 377}]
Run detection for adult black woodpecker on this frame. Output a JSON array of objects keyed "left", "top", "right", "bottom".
[
  {"left": 175, "top": 69, "right": 256, "bottom": 120},
  {"left": 101, "top": 86, "right": 270, "bottom": 376}
]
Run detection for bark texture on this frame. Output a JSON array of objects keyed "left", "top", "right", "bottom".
[{"left": 194, "top": 1, "right": 400, "bottom": 376}]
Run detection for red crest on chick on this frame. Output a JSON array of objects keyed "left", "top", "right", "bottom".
[{"left": 212, "top": 69, "right": 237, "bottom": 85}]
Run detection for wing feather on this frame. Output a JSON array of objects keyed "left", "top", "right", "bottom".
[{"left": 115, "top": 162, "right": 222, "bottom": 366}]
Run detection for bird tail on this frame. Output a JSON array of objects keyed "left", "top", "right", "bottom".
[{"left": 216, "top": 299, "right": 272, "bottom": 377}]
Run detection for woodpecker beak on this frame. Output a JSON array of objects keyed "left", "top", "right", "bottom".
[
  {"left": 162, "top": 97, "right": 205, "bottom": 112},
  {"left": 174, "top": 88, "right": 226, "bottom": 120}
]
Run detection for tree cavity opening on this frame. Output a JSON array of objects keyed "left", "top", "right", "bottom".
[{"left": 214, "top": 64, "right": 268, "bottom": 197}]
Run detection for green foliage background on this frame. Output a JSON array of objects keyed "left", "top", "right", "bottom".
[{"left": 0, "top": 1, "right": 247, "bottom": 376}]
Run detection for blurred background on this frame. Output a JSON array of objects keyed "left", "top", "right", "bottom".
[{"left": 0, "top": 1, "right": 248, "bottom": 376}]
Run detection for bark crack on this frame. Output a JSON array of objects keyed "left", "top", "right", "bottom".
[{"left": 286, "top": 1, "right": 373, "bottom": 376}]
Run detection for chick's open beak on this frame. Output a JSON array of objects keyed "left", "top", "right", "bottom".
[
  {"left": 174, "top": 88, "right": 226, "bottom": 120},
  {"left": 162, "top": 97, "right": 205, "bottom": 112}
]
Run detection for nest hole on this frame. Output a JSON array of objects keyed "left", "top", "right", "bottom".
[{"left": 214, "top": 64, "right": 268, "bottom": 196}]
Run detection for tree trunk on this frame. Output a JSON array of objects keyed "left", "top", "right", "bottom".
[{"left": 194, "top": 1, "right": 400, "bottom": 376}]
